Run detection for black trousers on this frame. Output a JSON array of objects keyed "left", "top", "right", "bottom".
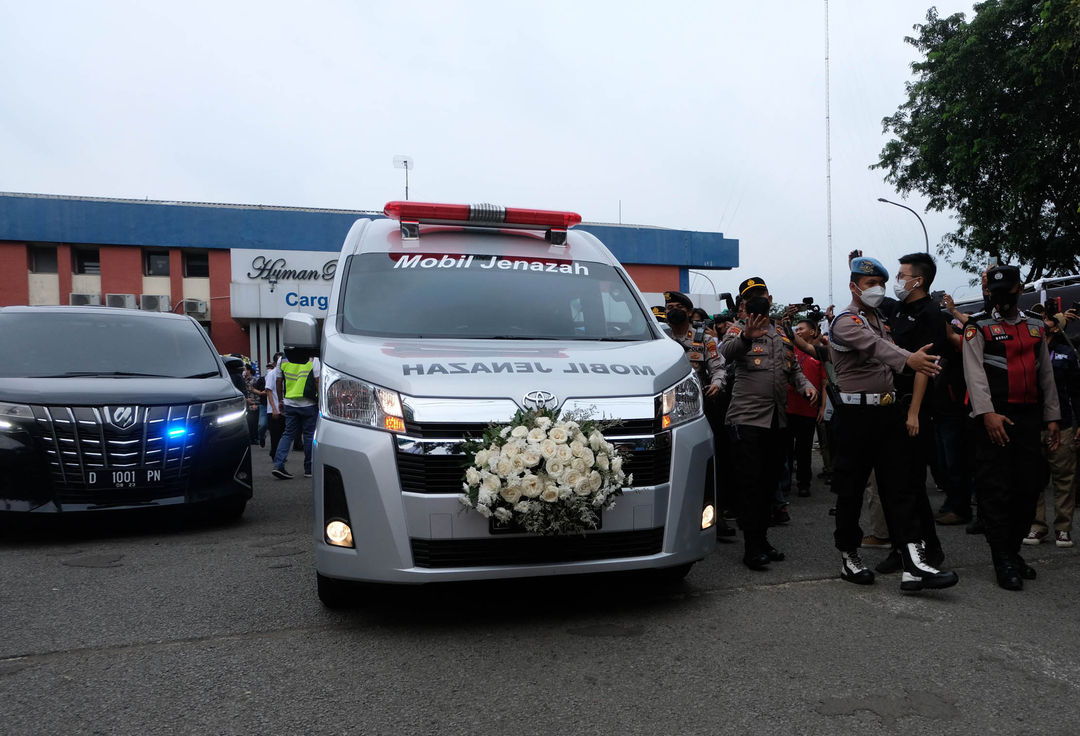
[
  {"left": 901, "top": 404, "right": 943, "bottom": 555},
  {"left": 268, "top": 413, "right": 286, "bottom": 459},
  {"left": 729, "top": 418, "right": 784, "bottom": 554},
  {"left": 972, "top": 405, "right": 1046, "bottom": 567},
  {"left": 832, "top": 402, "right": 919, "bottom": 551},
  {"left": 787, "top": 414, "right": 817, "bottom": 490},
  {"left": 706, "top": 394, "right": 738, "bottom": 515}
]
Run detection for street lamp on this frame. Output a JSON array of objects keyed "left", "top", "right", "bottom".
[
  {"left": 689, "top": 270, "right": 717, "bottom": 295},
  {"left": 877, "top": 197, "right": 929, "bottom": 254}
]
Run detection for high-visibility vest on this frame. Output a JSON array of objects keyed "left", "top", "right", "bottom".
[{"left": 280, "top": 360, "right": 314, "bottom": 400}]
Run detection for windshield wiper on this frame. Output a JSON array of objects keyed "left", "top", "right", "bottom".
[
  {"left": 36, "top": 371, "right": 171, "bottom": 378},
  {"left": 182, "top": 371, "right": 221, "bottom": 378}
]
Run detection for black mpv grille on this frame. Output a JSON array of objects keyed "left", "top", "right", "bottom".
[{"left": 31, "top": 404, "right": 200, "bottom": 503}]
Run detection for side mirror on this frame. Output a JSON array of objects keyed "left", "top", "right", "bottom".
[{"left": 281, "top": 312, "right": 320, "bottom": 356}]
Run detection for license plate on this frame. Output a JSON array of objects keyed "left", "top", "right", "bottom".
[{"left": 85, "top": 468, "right": 164, "bottom": 489}]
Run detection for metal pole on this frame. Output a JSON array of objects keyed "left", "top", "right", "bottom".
[
  {"left": 405, "top": 163, "right": 409, "bottom": 201},
  {"left": 877, "top": 197, "right": 929, "bottom": 253},
  {"left": 824, "top": 0, "right": 834, "bottom": 306}
]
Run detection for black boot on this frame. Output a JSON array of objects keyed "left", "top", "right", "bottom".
[
  {"left": 875, "top": 548, "right": 902, "bottom": 574},
  {"left": 995, "top": 564, "right": 1024, "bottom": 591},
  {"left": 840, "top": 550, "right": 875, "bottom": 585},
  {"left": 899, "top": 541, "right": 959, "bottom": 592}
]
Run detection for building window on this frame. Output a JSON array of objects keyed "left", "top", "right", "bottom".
[
  {"left": 144, "top": 249, "right": 170, "bottom": 276},
  {"left": 29, "top": 245, "right": 58, "bottom": 274},
  {"left": 183, "top": 251, "right": 210, "bottom": 278},
  {"left": 73, "top": 248, "right": 100, "bottom": 275}
]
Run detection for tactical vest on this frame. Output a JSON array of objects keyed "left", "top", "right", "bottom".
[
  {"left": 967, "top": 314, "right": 1044, "bottom": 407},
  {"left": 280, "top": 360, "right": 314, "bottom": 400}
]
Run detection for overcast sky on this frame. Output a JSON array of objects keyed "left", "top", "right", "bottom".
[{"left": 1, "top": 0, "right": 983, "bottom": 305}]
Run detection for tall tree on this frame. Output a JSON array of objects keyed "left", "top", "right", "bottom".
[{"left": 875, "top": 0, "right": 1080, "bottom": 281}]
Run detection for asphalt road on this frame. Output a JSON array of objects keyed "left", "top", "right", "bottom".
[{"left": 2, "top": 443, "right": 1080, "bottom": 735}]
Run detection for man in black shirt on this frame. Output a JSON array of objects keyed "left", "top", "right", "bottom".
[{"left": 878, "top": 252, "right": 949, "bottom": 571}]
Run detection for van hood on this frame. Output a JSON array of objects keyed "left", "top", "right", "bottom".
[
  {"left": 323, "top": 335, "right": 690, "bottom": 400},
  {"left": 0, "top": 377, "right": 241, "bottom": 406}
]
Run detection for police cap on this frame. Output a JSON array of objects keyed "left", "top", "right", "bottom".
[
  {"left": 651, "top": 305, "right": 667, "bottom": 322},
  {"left": 987, "top": 265, "right": 1021, "bottom": 291},
  {"left": 663, "top": 291, "right": 693, "bottom": 309},
  {"left": 738, "top": 277, "right": 768, "bottom": 296},
  {"left": 850, "top": 256, "right": 889, "bottom": 280}
]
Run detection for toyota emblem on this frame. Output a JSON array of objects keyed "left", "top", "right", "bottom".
[
  {"left": 108, "top": 406, "right": 138, "bottom": 430},
  {"left": 522, "top": 390, "right": 557, "bottom": 411}
]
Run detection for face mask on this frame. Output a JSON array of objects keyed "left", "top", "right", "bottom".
[
  {"left": 667, "top": 308, "right": 687, "bottom": 324},
  {"left": 893, "top": 277, "right": 919, "bottom": 302},
  {"left": 858, "top": 285, "right": 886, "bottom": 308},
  {"left": 989, "top": 289, "right": 1017, "bottom": 313},
  {"left": 745, "top": 296, "right": 771, "bottom": 318}
]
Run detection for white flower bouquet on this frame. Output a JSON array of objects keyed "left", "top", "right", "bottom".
[{"left": 459, "top": 409, "right": 633, "bottom": 535}]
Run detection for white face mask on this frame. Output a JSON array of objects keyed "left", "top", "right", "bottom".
[
  {"left": 859, "top": 285, "right": 887, "bottom": 308},
  {"left": 893, "top": 276, "right": 919, "bottom": 302}
]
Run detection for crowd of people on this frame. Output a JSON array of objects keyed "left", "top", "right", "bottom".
[{"left": 658, "top": 250, "right": 1079, "bottom": 592}]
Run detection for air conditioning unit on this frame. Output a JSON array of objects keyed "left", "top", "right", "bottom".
[
  {"left": 182, "top": 298, "right": 208, "bottom": 317},
  {"left": 140, "top": 294, "right": 171, "bottom": 312},
  {"left": 69, "top": 293, "right": 101, "bottom": 306},
  {"left": 106, "top": 293, "right": 138, "bottom": 309}
]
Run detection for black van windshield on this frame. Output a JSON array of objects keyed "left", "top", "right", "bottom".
[
  {"left": 0, "top": 312, "right": 222, "bottom": 378},
  {"left": 340, "top": 253, "right": 656, "bottom": 340}
]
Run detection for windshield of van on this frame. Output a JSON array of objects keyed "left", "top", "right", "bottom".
[
  {"left": 339, "top": 253, "right": 657, "bottom": 340},
  {"left": 0, "top": 312, "right": 222, "bottom": 378}
]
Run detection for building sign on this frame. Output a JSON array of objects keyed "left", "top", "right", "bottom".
[
  {"left": 246, "top": 255, "right": 337, "bottom": 283},
  {"left": 230, "top": 249, "right": 338, "bottom": 319}
]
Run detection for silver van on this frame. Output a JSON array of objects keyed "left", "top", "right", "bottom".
[{"left": 282, "top": 202, "right": 717, "bottom": 606}]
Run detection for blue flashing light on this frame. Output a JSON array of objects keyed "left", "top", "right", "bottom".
[{"left": 167, "top": 425, "right": 188, "bottom": 438}]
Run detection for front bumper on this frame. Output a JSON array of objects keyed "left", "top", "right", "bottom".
[
  {"left": 313, "top": 415, "right": 716, "bottom": 584},
  {"left": 0, "top": 417, "right": 252, "bottom": 514}
]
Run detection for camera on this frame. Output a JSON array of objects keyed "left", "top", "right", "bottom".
[{"left": 801, "top": 297, "right": 823, "bottom": 320}]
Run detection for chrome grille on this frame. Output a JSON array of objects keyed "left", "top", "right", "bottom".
[{"left": 31, "top": 404, "right": 201, "bottom": 501}]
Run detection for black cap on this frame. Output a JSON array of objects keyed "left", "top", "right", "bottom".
[
  {"left": 651, "top": 305, "right": 667, "bottom": 322},
  {"left": 738, "top": 277, "right": 768, "bottom": 296},
  {"left": 663, "top": 291, "right": 693, "bottom": 310},
  {"left": 987, "top": 265, "right": 1021, "bottom": 290}
]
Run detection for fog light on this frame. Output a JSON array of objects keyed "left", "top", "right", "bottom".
[
  {"left": 701, "top": 504, "right": 715, "bottom": 530},
  {"left": 325, "top": 520, "right": 354, "bottom": 548}
]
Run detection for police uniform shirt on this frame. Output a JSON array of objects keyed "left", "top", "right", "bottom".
[
  {"left": 673, "top": 329, "right": 724, "bottom": 392},
  {"left": 720, "top": 320, "right": 811, "bottom": 428},
  {"left": 962, "top": 311, "right": 1060, "bottom": 422},
  {"left": 827, "top": 301, "right": 910, "bottom": 394},
  {"left": 880, "top": 295, "right": 949, "bottom": 397}
]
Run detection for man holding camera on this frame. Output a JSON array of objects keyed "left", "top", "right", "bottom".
[
  {"left": 830, "top": 256, "right": 958, "bottom": 592},
  {"left": 664, "top": 292, "right": 735, "bottom": 540},
  {"left": 721, "top": 277, "right": 818, "bottom": 569}
]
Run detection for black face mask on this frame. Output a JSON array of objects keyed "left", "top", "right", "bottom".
[
  {"left": 745, "top": 296, "right": 771, "bottom": 318},
  {"left": 667, "top": 308, "right": 688, "bottom": 324},
  {"left": 989, "top": 289, "right": 1018, "bottom": 313}
]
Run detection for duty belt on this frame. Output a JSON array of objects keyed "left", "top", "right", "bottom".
[{"left": 839, "top": 391, "right": 896, "bottom": 406}]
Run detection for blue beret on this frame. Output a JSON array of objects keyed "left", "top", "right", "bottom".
[{"left": 850, "top": 257, "right": 889, "bottom": 280}]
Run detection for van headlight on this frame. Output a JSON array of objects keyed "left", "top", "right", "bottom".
[
  {"left": 657, "top": 373, "right": 702, "bottom": 430},
  {"left": 322, "top": 365, "right": 405, "bottom": 433},
  {"left": 202, "top": 397, "right": 248, "bottom": 425},
  {"left": 0, "top": 401, "right": 34, "bottom": 431}
]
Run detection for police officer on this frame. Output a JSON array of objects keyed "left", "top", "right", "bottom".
[
  {"left": 963, "top": 265, "right": 1061, "bottom": 590},
  {"left": 664, "top": 292, "right": 735, "bottom": 539},
  {"left": 829, "top": 256, "right": 958, "bottom": 591},
  {"left": 721, "top": 277, "right": 817, "bottom": 569}
]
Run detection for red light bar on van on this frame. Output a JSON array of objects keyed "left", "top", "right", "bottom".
[{"left": 383, "top": 201, "right": 582, "bottom": 244}]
